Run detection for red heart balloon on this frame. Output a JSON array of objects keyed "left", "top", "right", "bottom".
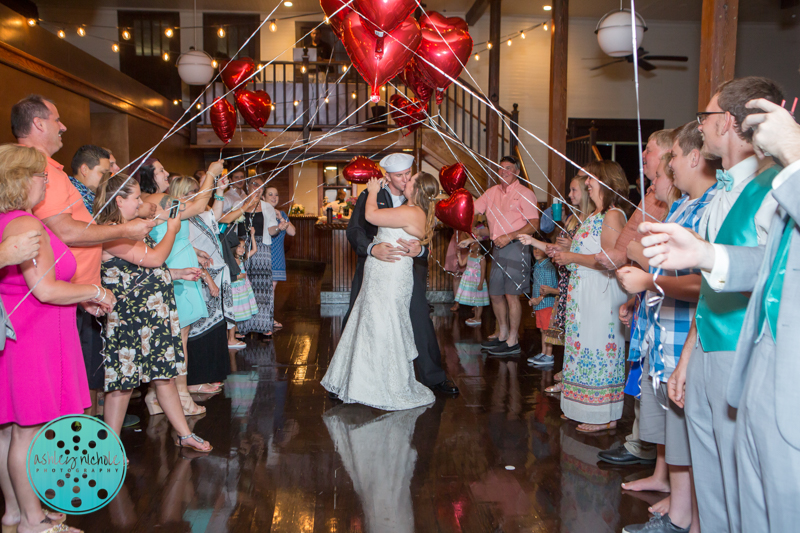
[
  {"left": 436, "top": 188, "right": 474, "bottom": 233},
  {"left": 210, "top": 97, "right": 237, "bottom": 144},
  {"left": 354, "top": 0, "right": 417, "bottom": 35},
  {"left": 342, "top": 156, "right": 383, "bottom": 184},
  {"left": 220, "top": 58, "right": 255, "bottom": 91},
  {"left": 420, "top": 12, "right": 469, "bottom": 33},
  {"left": 389, "top": 94, "right": 427, "bottom": 136},
  {"left": 235, "top": 90, "right": 272, "bottom": 135},
  {"left": 400, "top": 60, "right": 434, "bottom": 103},
  {"left": 439, "top": 162, "right": 468, "bottom": 195},
  {"left": 341, "top": 12, "right": 421, "bottom": 102},
  {"left": 415, "top": 26, "right": 473, "bottom": 103},
  {"left": 320, "top": 0, "right": 351, "bottom": 37}
]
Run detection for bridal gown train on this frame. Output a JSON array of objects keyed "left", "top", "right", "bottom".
[{"left": 321, "top": 227, "right": 435, "bottom": 411}]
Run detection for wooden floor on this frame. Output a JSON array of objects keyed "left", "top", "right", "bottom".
[{"left": 25, "top": 263, "right": 658, "bottom": 532}]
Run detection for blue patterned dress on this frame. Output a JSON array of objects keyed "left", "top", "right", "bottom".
[
  {"left": 270, "top": 211, "right": 288, "bottom": 282},
  {"left": 561, "top": 210, "right": 628, "bottom": 424}
]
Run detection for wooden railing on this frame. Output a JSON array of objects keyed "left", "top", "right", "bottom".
[{"left": 565, "top": 121, "right": 600, "bottom": 185}]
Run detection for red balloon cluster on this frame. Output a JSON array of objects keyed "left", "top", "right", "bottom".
[
  {"left": 435, "top": 187, "right": 474, "bottom": 234},
  {"left": 319, "top": 2, "right": 472, "bottom": 106},
  {"left": 439, "top": 162, "right": 467, "bottom": 195},
  {"left": 209, "top": 57, "right": 273, "bottom": 142},
  {"left": 389, "top": 94, "right": 426, "bottom": 136},
  {"left": 342, "top": 156, "right": 383, "bottom": 184}
]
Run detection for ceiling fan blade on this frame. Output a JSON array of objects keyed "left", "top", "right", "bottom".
[
  {"left": 642, "top": 55, "right": 689, "bottom": 62},
  {"left": 590, "top": 59, "right": 626, "bottom": 71},
  {"left": 638, "top": 60, "right": 657, "bottom": 71}
]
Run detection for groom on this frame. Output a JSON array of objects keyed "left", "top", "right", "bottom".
[{"left": 343, "top": 152, "right": 458, "bottom": 395}]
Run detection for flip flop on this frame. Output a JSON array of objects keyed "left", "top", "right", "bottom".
[{"left": 576, "top": 422, "right": 617, "bottom": 433}]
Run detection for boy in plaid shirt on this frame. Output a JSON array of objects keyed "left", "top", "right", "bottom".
[{"left": 528, "top": 247, "right": 558, "bottom": 366}]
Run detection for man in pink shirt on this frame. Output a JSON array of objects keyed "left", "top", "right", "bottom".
[{"left": 470, "top": 156, "right": 540, "bottom": 356}]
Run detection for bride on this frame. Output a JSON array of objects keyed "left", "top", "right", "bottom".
[{"left": 321, "top": 173, "right": 439, "bottom": 411}]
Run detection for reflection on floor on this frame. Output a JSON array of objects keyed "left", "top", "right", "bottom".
[{"left": 14, "top": 264, "right": 659, "bottom": 532}]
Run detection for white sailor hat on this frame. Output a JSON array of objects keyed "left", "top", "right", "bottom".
[{"left": 379, "top": 153, "right": 415, "bottom": 173}]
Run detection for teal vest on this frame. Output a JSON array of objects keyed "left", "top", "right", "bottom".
[
  {"left": 695, "top": 166, "right": 780, "bottom": 352},
  {"left": 760, "top": 219, "right": 795, "bottom": 340}
]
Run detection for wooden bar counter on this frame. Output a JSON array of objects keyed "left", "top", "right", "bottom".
[{"left": 289, "top": 216, "right": 454, "bottom": 304}]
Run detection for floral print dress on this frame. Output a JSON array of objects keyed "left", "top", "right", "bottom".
[
  {"left": 544, "top": 214, "right": 581, "bottom": 346},
  {"left": 101, "top": 236, "right": 187, "bottom": 392},
  {"left": 560, "top": 210, "right": 628, "bottom": 424}
]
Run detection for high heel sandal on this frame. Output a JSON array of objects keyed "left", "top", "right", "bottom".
[
  {"left": 175, "top": 433, "right": 212, "bottom": 453},
  {"left": 144, "top": 389, "right": 163, "bottom": 415},
  {"left": 178, "top": 392, "right": 206, "bottom": 416},
  {"left": 187, "top": 383, "right": 222, "bottom": 394}
]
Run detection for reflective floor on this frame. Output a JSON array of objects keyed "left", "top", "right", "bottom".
[{"left": 14, "top": 263, "right": 659, "bottom": 532}]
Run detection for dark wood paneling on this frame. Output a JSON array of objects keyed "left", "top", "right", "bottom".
[
  {"left": 698, "top": 0, "right": 739, "bottom": 111},
  {"left": 285, "top": 216, "right": 324, "bottom": 262}
]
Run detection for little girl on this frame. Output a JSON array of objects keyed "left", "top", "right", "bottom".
[
  {"left": 455, "top": 241, "right": 489, "bottom": 326},
  {"left": 228, "top": 231, "right": 259, "bottom": 347}
]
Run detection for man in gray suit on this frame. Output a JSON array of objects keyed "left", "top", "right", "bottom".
[
  {"left": 0, "top": 230, "right": 42, "bottom": 348},
  {"left": 640, "top": 98, "right": 800, "bottom": 531}
]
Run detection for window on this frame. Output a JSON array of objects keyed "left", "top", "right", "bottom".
[
  {"left": 118, "top": 11, "right": 181, "bottom": 101},
  {"left": 203, "top": 13, "right": 260, "bottom": 61}
]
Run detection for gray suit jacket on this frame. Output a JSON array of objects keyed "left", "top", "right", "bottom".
[
  {"left": 0, "top": 299, "right": 14, "bottom": 350},
  {"left": 723, "top": 164, "right": 800, "bottom": 449}
]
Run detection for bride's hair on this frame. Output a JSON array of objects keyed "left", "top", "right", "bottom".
[{"left": 413, "top": 172, "right": 439, "bottom": 246}]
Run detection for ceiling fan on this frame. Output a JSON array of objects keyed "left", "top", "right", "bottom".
[{"left": 590, "top": 47, "right": 689, "bottom": 71}]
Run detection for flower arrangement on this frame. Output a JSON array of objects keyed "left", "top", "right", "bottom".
[
  {"left": 345, "top": 196, "right": 358, "bottom": 211},
  {"left": 289, "top": 203, "right": 305, "bottom": 215}
]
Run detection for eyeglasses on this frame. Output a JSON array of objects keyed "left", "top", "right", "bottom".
[
  {"left": 32, "top": 171, "right": 48, "bottom": 184},
  {"left": 696, "top": 111, "right": 725, "bottom": 125}
]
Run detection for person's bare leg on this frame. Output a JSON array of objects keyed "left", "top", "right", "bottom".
[
  {"left": 621, "top": 445, "right": 671, "bottom": 493},
  {"left": 176, "top": 326, "right": 190, "bottom": 394},
  {"left": 103, "top": 389, "right": 133, "bottom": 437},
  {"left": 540, "top": 332, "right": 547, "bottom": 355},
  {"left": 153, "top": 379, "right": 210, "bottom": 451},
  {"left": 544, "top": 341, "right": 553, "bottom": 356},
  {"left": 490, "top": 295, "right": 508, "bottom": 342},
  {"left": 9, "top": 425, "right": 56, "bottom": 533},
  {"left": 474, "top": 306, "right": 483, "bottom": 320},
  {"left": 0, "top": 424, "right": 20, "bottom": 529},
  {"left": 666, "top": 465, "right": 693, "bottom": 529},
  {"left": 84, "top": 389, "right": 98, "bottom": 416},
  {"left": 505, "top": 294, "right": 521, "bottom": 346}
]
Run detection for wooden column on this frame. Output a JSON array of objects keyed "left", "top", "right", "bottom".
[
  {"left": 547, "top": 0, "right": 568, "bottom": 199},
  {"left": 486, "top": 0, "right": 501, "bottom": 164},
  {"left": 697, "top": 0, "right": 738, "bottom": 111}
]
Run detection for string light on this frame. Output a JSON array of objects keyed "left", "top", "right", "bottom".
[
  {"left": 284, "top": 1, "right": 293, "bottom": 5},
  {"left": 301, "top": 65, "right": 307, "bottom": 73},
  {"left": 164, "top": 28, "right": 174, "bottom": 38},
  {"left": 324, "top": 17, "right": 330, "bottom": 25},
  {"left": 217, "top": 27, "right": 225, "bottom": 38},
  {"left": 77, "top": 27, "right": 86, "bottom": 37},
  {"left": 543, "top": 5, "right": 552, "bottom": 10},
  {"left": 111, "top": 43, "right": 120, "bottom": 53},
  {"left": 487, "top": 42, "right": 492, "bottom": 49},
  {"left": 521, "top": 31, "right": 526, "bottom": 39},
  {"left": 293, "top": 100, "right": 299, "bottom": 106},
  {"left": 543, "top": 23, "right": 548, "bottom": 31},
  {"left": 269, "top": 19, "right": 278, "bottom": 32},
  {"left": 341, "top": 65, "right": 348, "bottom": 73},
  {"left": 196, "top": 103, "right": 202, "bottom": 110},
  {"left": 324, "top": 97, "right": 329, "bottom": 104},
  {"left": 380, "top": 86, "right": 385, "bottom": 92},
  {"left": 270, "top": 104, "right": 276, "bottom": 110},
  {"left": 27, "top": 18, "right": 37, "bottom": 27},
  {"left": 211, "top": 60, "right": 218, "bottom": 68},
  {"left": 121, "top": 29, "right": 131, "bottom": 40},
  {"left": 162, "top": 52, "right": 170, "bottom": 62},
  {"left": 351, "top": 92, "right": 357, "bottom": 100},
  {"left": 474, "top": 53, "right": 480, "bottom": 61},
  {"left": 173, "top": 99, "right": 180, "bottom": 105},
  {"left": 57, "top": 29, "right": 66, "bottom": 39},
  {"left": 507, "top": 39, "right": 512, "bottom": 46}
]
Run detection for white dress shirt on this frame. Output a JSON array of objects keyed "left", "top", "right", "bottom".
[{"left": 704, "top": 159, "right": 800, "bottom": 289}]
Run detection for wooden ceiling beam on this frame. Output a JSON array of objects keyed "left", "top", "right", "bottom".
[{"left": 465, "top": 0, "right": 491, "bottom": 27}]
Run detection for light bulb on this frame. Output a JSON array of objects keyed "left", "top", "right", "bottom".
[
  {"left": 164, "top": 28, "right": 174, "bottom": 38},
  {"left": 543, "top": 23, "right": 548, "bottom": 31},
  {"left": 269, "top": 20, "right": 277, "bottom": 32},
  {"left": 351, "top": 92, "right": 357, "bottom": 100},
  {"left": 173, "top": 99, "right": 180, "bottom": 105},
  {"left": 474, "top": 53, "right": 480, "bottom": 61},
  {"left": 162, "top": 52, "right": 170, "bottom": 61},
  {"left": 487, "top": 42, "right": 492, "bottom": 49},
  {"left": 507, "top": 39, "right": 512, "bottom": 46},
  {"left": 543, "top": 5, "right": 552, "bottom": 10},
  {"left": 57, "top": 29, "right": 66, "bottom": 39},
  {"left": 27, "top": 18, "right": 37, "bottom": 27},
  {"left": 270, "top": 104, "right": 275, "bottom": 110},
  {"left": 324, "top": 17, "right": 330, "bottom": 25},
  {"left": 324, "top": 97, "right": 329, "bottom": 104},
  {"left": 301, "top": 65, "right": 307, "bottom": 73},
  {"left": 342, "top": 65, "right": 348, "bottom": 72},
  {"left": 121, "top": 29, "right": 131, "bottom": 40},
  {"left": 257, "top": 63, "right": 263, "bottom": 70},
  {"left": 380, "top": 86, "right": 385, "bottom": 92},
  {"left": 217, "top": 27, "right": 225, "bottom": 38},
  {"left": 293, "top": 100, "right": 299, "bottom": 107},
  {"left": 211, "top": 60, "right": 218, "bottom": 68},
  {"left": 112, "top": 43, "right": 120, "bottom": 53},
  {"left": 521, "top": 32, "right": 526, "bottom": 39},
  {"left": 196, "top": 103, "right": 202, "bottom": 110},
  {"left": 77, "top": 27, "right": 86, "bottom": 37},
  {"left": 284, "top": 1, "right": 293, "bottom": 5}
]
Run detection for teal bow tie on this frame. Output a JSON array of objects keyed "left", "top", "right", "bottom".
[{"left": 716, "top": 169, "right": 734, "bottom": 192}]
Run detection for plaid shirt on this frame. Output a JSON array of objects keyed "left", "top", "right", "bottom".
[
  {"left": 531, "top": 258, "right": 558, "bottom": 311},
  {"left": 628, "top": 185, "right": 716, "bottom": 383}
]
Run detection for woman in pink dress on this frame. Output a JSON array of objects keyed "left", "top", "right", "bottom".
[{"left": 0, "top": 145, "right": 115, "bottom": 533}]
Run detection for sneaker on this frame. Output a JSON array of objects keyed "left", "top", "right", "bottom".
[
  {"left": 487, "top": 342, "right": 522, "bottom": 356},
  {"left": 480, "top": 338, "right": 505, "bottom": 349},
  {"left": 531, "top": 354, "right": 554, "bottom": 366},
  {"left": 622, "top": 514, "right": 690, "bottom": 533},
  {"left": 526, "top": 353, "right": 547, "bottom": 364},
  {"left": 122, "top": 414, "right": 140, "bottom": 428}
]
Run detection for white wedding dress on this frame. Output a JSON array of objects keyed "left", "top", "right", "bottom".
[{"left": 321, "top": 227, "right": 435, "bottom": 411}]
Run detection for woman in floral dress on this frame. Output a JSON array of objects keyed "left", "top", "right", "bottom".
[
  {"left": 550, "top": 161, "right": 629, "bottom": 432},
  {"left": 96, "top": 174, "right": 212, "bottom": 452}
]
